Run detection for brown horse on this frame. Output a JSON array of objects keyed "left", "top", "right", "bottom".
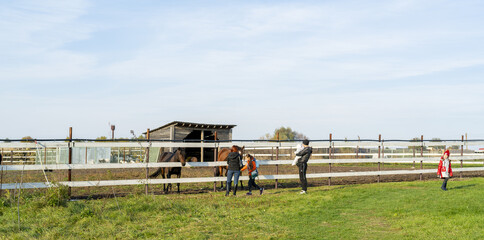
[
  {"left": 215, "top": 147, "right": 244, "bottom": 190},
  {"left": 149, "top": 148, "right": 188, "bottom": 193}
]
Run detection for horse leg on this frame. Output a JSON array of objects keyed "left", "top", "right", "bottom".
[
  {"left": 177, "top": 173, "right": 181, "bottom": 194},
  {"left": 162, "top": 168, "right": 167, "bottom": 193},
  {"left": 167, "top": 172, "right": 172, "bottom": 192},
  {"left": 218, "top": 166, "right": 224, "bottom": 189}
]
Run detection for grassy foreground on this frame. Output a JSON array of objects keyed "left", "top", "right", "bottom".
[{"left": 1, "top": 178, "right": 484, "bottom": 240}]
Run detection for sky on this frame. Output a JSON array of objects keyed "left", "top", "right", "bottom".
[{"left": 1, "top": 0, "right": 484, "bottom": 141}]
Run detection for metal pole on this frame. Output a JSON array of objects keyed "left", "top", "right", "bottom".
[
  {"left": 145, "top": 129, "right": 150, "bottom": 195},
  {"left": 68, "top": 127, "right": 72, "bottom": 197}
]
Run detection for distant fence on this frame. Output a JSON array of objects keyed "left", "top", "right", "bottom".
[{"left": 1, "top": 139, "right": 484, "bottom": 191}]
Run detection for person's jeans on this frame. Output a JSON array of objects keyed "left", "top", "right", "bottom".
[
  {"left": 441, "top": 177, "right": 449, "bottom": 189},
  {"left": 298, "top": 162, "right": 308, "bottom": 191},
  {"left": 226, "top": 170, "right": 240, "bottom": 192}
]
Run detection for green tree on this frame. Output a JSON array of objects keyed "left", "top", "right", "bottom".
[
  {"left": 96, "top": 136, "right": 108, "bottom": 140},
  {"left": 430, "top": 138, "right": 445, "bottom": 151},
  {"left": 261, "top": 127, "right": 307, "bottom": 141},
  {"left": 131, "top": 135, "right": 145, "bottom": 140},
  {"left": 21, "top": 136, "right": 33, "bottom": 142}
]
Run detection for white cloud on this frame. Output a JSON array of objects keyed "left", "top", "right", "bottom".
[
  {"left": 0, "top": 0, "right": 96, "bottom": 82},
  {"left": 1, "top": 0, "right": 484, "bottom": 140}
]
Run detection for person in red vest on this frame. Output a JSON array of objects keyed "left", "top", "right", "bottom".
[{"left": 437, "top": 149, "right": 453, "bottom": 191}]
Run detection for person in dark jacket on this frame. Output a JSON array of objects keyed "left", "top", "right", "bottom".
[
  {"left": 226, "top": 145, "right": 243, "bottom": 196},
  {"left": 296, "top": 139, "right": 312, "bottom": 194}
]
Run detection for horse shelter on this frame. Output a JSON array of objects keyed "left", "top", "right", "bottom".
[{"left": 145, "top": 121, "right": 236, "bottom": 162}]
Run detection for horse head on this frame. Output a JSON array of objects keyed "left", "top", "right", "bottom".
[{"left": 175, "top": 148, "right": 187, "bottom": 166}]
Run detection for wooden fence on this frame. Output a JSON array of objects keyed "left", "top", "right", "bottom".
[{"left": 1, "top": 140, "right": 484, "bottom": 191}]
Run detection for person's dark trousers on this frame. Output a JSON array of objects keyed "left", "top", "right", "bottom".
[
  {"left": 248, "top": 176, "right": 261, "bottom": 192},
  {"left": 226, "top": 170, "right": 240, "bottom": 195},
  {"left": 298, "top": 162, "right": 308, "bottom": 191},
  {"left": 441, "top": 177, "right": 449, "bottom": 190}
]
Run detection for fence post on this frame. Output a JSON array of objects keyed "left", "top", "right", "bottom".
[
  {"left": 412, "top": 143, "right": 416, "bottom": 168},
  {"left": 200, "top": 131, "right": 204, "bottom": 162},
  {"left": 0, "top": 151, "right": 3, "bottom": 198},
  {"left": 378, "top": 134, "right": 381, "bottom": 183},
  {"left": 68, "top": 127, "right": 72, "bottom": 197},
  {"left": 329, "top": 133, "right": 332, "bottom": 186},
  {"left": 213, "top": 131, "right": 218, "bottom": 192},
  {"left": 420, "top": 135, "right": 423, "bottom": 181},
  {"left": 275, "top": 132, "right": 279, "bottom": 189},
  {"left": 356, "top": 136, "right": 359, "bottom": 159},
  {"left": 145, "top": 129, "right": 150, "bottom": 195},
  {"left": 461, "top": 135, "right": 464, "bottom": 178},
  {"left": 381, "top": 139, "right": 384, "bottom": 167}
]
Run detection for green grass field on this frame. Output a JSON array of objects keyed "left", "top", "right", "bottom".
[{"left": 1, "top": 177, "right": 483, "bottom": 240}]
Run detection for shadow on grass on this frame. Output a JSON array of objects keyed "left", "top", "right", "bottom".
[{"left": 450, "top": 184, "right": 477, "bottom": 190}]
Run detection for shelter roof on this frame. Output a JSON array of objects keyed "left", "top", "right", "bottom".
[{"left": 147, "top": 121, "right": 236, "bottom": 133}]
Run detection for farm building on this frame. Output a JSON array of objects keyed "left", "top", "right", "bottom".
[{"left": 145, "top": 121, "right": 236, "bottom": 162}]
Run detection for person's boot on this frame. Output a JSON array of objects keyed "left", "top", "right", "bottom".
[
  {"left": 225, "top": 184, "right": 231, "bottom": 196},
  {"left": 233, "top": 184, "right": 238, "bottom": 196},
  {"left": 441, "top": 182, "right": 447, "bottom": 191}
]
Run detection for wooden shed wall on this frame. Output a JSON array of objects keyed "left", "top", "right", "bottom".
[
  {"left": 150, "top": 126, "right": 232, "bottom": 141},
  {"left": 149, "top": 128, "right": 171, "bottom": 140}
]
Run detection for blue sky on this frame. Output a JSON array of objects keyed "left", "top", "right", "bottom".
[{"left": 1, "top": 0, "right": 484, "bottom": 140}]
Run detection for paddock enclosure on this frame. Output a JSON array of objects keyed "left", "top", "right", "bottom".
[{"left": 1, "top": 136, "right": 484, "bottom": 198}]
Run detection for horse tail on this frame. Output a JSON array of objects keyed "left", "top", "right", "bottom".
[
  {"left": 215, "top": 167, "right": 221, "bottom": 177},
  {"left": 150, "top": 168, "right": 162, "bottom": 178}
]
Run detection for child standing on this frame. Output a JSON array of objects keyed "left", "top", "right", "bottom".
[
  {"left": 437, "top": 149, "right": 453, "bottom": 191},
  {"left": 241, "top": 154, "right": 263, "bottom": 195}
]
